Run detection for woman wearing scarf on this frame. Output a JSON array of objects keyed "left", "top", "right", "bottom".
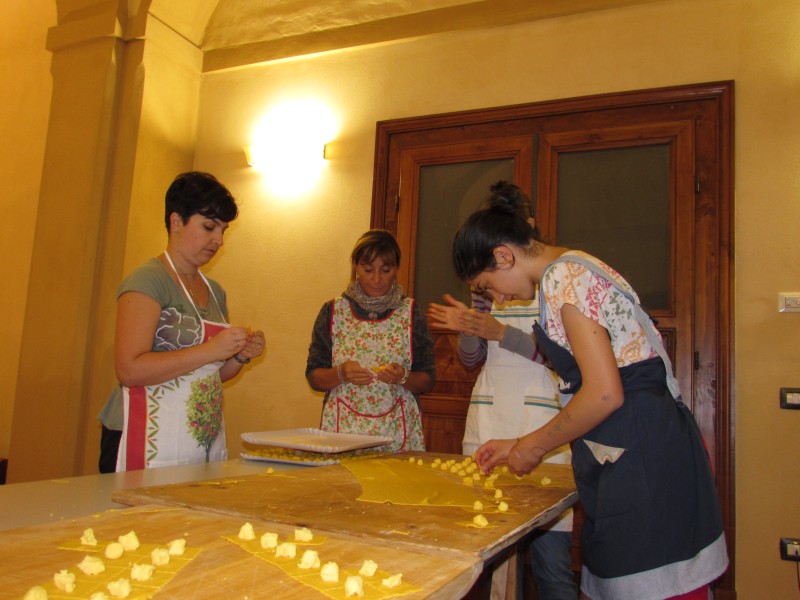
[{"left": 305, "top": 229, "right": 435, "bottom": 453}]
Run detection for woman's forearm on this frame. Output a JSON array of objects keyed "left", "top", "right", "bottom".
[
  {"left": 401, "top": 371, "right": 433, "bottom": 395},
  {"left": 309, "top": 367, "right": 343, "bottom": 392}
]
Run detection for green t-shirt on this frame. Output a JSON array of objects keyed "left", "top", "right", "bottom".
[{"left": 98, "top": 258, "right": 229, "bottom": 430}]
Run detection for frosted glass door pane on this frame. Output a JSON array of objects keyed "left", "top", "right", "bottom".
[
  {"left": 415, "top": 159, "right": 515, "bottom": 309},
  {"left": 556, "top": 145, "right": 670, "bottom": 311}
]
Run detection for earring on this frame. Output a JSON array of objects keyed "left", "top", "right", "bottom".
[{"left": 173, "top": 228, "right": 179, "bottom": 233}]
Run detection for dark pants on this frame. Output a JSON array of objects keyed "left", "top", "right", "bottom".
[{"left": 99, "top": 426, "right": 121, "bottom": 473}]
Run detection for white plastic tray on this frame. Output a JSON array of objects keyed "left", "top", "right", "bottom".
[
  {"left": 240, "top": 452, "right": 339, "bottom": 466},
  {"left": 240, "top": 428, "right": 392, "bottom": 454}
]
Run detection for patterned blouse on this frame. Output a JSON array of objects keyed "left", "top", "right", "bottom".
[{"left": 540, "top": 251, "right": 659, "bottom": 368}]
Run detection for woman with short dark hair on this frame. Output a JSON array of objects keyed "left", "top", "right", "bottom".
[{"left": 98, "top": 172, "right": 265, "bottom": 472}]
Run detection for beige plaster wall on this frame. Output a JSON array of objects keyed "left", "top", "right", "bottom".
[
  {"left": 77, "top": 14, "right": 205, "bottom": 475},
  {"left": 194, "top": 0, "right": 800, "bottom": 596},
  {"left": 0, "top": 2, "right": 56, "bottom": 459}
]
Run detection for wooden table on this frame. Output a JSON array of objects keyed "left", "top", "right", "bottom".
[
  {"left": 0, "top": 453, "right": 576, "bottom": 598},
  {"left": 0, "top": 505, "right": 480, "bottom": 599},
  {"left": 112, "top": 452, "right": 577, "bottom": 562}
]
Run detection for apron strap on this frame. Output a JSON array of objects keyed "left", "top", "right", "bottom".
[
  {"left": 540, "top": 253, "right": 682, "bottom": 403},
  {"left": 164, "top": 250, "right": 228, "bottom": 326}
]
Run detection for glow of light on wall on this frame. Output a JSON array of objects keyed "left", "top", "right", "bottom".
[{"left": 246, "top": 100, "right": 338, "bottom": 197}]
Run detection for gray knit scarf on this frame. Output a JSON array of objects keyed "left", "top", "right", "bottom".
[{"left": 344, "top": 280, "right": 404, "bottom": 319}]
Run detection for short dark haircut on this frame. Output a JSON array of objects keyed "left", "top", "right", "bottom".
[{"left": 164, "top": 172, "right": 238, "bottom": 231}]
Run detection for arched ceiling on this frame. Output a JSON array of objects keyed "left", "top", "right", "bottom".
[{"left": 145, "top": 0, "right": 667, "bottom": 72}]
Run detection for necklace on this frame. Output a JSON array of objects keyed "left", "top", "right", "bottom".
[
  {"left": 178, "top": 272, "right": 202, "bottom": 301},
  {"left": 171, "top": 259, "right": 202, "bottom": 302}
]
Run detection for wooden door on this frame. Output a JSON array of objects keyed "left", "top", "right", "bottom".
[{"left": 371, "top": 82, "right": 734, "bottom": 597}]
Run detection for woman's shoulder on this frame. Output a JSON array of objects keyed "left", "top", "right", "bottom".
[
  {"left": 545, "top": 251, "right": 628, "bottom": 288},
  {"left": 119, "top": 258, "right": 170, "bottom": 295}
]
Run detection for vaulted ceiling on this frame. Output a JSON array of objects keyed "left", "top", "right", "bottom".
[{"left": 146, "top": 0, "right": 666, "bottom": 72}]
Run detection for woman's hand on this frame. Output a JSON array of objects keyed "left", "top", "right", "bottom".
[
  {"left": 375, "top": 362, "right": 406, "bottom": 385},
  {"left": 428, "top": 294, "right": 506, "bottom": 341},
  {"left": 476, "top": 437, "right": 547, "bottom": 476},
  {"left": 210, "top": 327, "right": 250, "bottom": 360},
  {"left": 339, "top": 360, "right": 375, "bottom": 386},
  {"left": 475, "top": 438, "right": 516, "bottom": 475},
  {"left": 427, "top": 293, "right": 469, "bottom": 331},
  {"left": 236, "top": 328, "right": 266, "bottom": 361},
  {"left": 507, "top": 435, "right": 547, "bottom": 476}
]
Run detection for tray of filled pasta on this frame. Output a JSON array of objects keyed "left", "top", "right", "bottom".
[{"left": 241, "top": 428, "right": 392, "bottom": 454}]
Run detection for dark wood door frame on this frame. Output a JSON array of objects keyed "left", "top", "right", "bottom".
[{"left": 371, "top": 81, "right": 734, "bottom": 597}]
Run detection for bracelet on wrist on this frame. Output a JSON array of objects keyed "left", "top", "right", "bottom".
[
  {"left": 233, "top": 353, "right": 251, "bottom": 365},
  {"left": 337, "top": 363, "right": 347, "bottom": 384},
  {"left": 397, "top": 367, "right": 409, "bottom": 385}
]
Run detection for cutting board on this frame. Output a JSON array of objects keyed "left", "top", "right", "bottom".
[
  {"left": 0, "top": 505, "right": 480, "bottom": 599},
  {"left": 112, "top": 452, "right": 577, "bottom": 560}
]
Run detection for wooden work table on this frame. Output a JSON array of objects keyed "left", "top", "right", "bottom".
[{"left": 0, "top": 454, "right": 576, "bottom": 598}]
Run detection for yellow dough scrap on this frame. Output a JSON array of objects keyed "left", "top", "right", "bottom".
[
  {"left": 298, "top": 549, "right": 320, "bottom": 569},
  {"left": 131, "top": 563, "right": 155, "bottom": 581},
  {"left": 151, "top": 547, "right": 170, "bottom": 566},
  {"left": 320, "top": 561, "right": 340, "bottom": 582},
  {"left": 80, "top": 528, "right": 98, "bottom": 546},
  {"left": 117, "top": 531, "right": 140, "bottom": 551},
  {"left": 275, "top": 542, "right": 297, "bottom": 558},
  {"left": 416, "top": 458, "right": 423, "bottom": 465},
  {"left": 462, "top": 477, "right": 474, "bottom": 486},
  {"left": 23, "top": 587, "right": 48, "bottom": 600},
  {"left": 294, "top": 527, "right": 314, "bottom": 542},
  {"left": 53, "top": 569, "right": 76, "bottom": 593},
  {"left": 370, "top": 364, "right": 387, "bottom": 373},
  {"left": 473, "top": 514, "right": 489, "bottom": 528},
  {"left": 473, "top": 500, "right": 484, "bottom": 511},
  {"left": 105, "top": 542, "right": 124, "bottom": 560},
  {"left": 382, "top": 573, "right": 403, "bottom": 588},
  {"left": 494, "top": 489, "right": 504, "bottom": 499},
  {"left": 78, "top": 555, "right": 106, "bottom": 575},
  {"left": 261, "top": 532, "right": 279, "bottom": 549},
  {"left": 90, "top": 593, "right": 110, "bottom": 600},
  {"left": 541, "top": 476, "right": 552, "bottom": 485},
  {"left": 167, "top": 538, "right": 186, "bottom": 555},
  {"left": 239, "top": 522, "right": 256, "bottom": 540},
  {"left": 107, "top": 577, "right": 132, "bottom": 598},
  {"left": 344, "top": 575, "right": 364, "bottom": 597},
  {"left": 359, "top": 559, "right": 378, "bottom": 577},
  {"left": 498, "top": 501, "right": 509, "bottom": 512}
]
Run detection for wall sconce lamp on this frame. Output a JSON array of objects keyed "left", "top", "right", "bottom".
[
  {"left": 244, "top": 100, "right": 337, "bottom": 195},
  {"left": 244, "top": 143, "right": 328, "bottom": 167}
]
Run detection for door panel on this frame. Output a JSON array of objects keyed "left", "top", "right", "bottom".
[
  {"left": 372, "top": 82, "right": 734, "bottom": 596},
  {"left": 537, "top": 121, "right": 700, "bottom": 441}
]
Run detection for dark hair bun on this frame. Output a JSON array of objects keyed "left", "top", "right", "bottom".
[{"left": 488, "top": 180, "right": 525, "bottom": 215}]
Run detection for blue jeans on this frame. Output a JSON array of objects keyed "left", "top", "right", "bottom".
[{"left": 527, "top": 530, "right": 578, "bottom": 600}]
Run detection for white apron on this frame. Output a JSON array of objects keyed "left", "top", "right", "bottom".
[
  {"left": 462, "top": 296, "right": 572, "bottom": 532},
  {"left": 117, "top": 253, "right": 229, "bottom": 471}
]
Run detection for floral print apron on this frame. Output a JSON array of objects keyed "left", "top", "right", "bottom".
[
  {"left": 117, "top": 252, "right": 229, "bottom": 471},
  {"left": 321, "top": 297, "right": 424, "bottom": 453}
]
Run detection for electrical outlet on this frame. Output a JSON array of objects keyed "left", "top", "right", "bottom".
[
  {"left": 780, "top": 537, "right": 800, "bottom": 561},
  {"left": 779, "top": 388, "right": 800, "bottom": 410}
]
